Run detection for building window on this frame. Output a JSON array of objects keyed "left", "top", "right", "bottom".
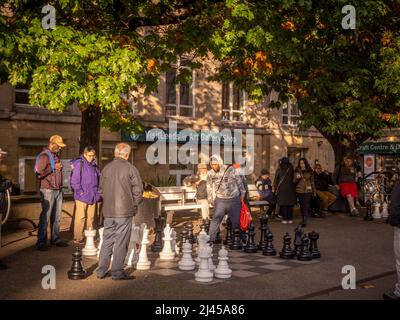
[
  {"left": 282, "top": 100, "right": 300, "bottom": 126},
  {"left": 165, "top": 58, "right": 195, "bottom": 117},
  {"left": 222, "top": 83, "right": 246, "bottom": 122},
  {"left": 14, "top": 85, "right": 30, "bottom": 107},
  {"left": 288, "top": 147, "right": 308, "bottom": 167}
]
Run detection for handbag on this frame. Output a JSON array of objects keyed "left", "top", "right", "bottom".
[{"left": 240, "top": 199, "right": 252, "bottom": 231}]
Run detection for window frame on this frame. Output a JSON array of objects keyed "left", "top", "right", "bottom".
[
  {"left": 221, "top": 82, "right": 247, "bottom": 122},
  {"left": 282, "top": 100, "right": 300, "bottom": 127},
  {"left": 165, "top": 57, "right": 196, "bottom": 118}
]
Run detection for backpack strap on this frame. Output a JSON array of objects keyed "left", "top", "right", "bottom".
[{"left": 34, "top": 150, "right": 56, "bottom": 175}]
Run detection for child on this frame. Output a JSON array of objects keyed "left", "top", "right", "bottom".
[{"left": 255, "top": 169, "right": 276, "bottom": 217}]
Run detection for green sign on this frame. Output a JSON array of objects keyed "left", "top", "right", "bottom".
[{"left": 359, "top": 142, "right": 400, "bottom": 154}]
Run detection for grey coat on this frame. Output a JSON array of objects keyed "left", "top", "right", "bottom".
[
  {"left": 273, "top": 166, "right": 297, "bottom": 206},
  {"left": 100, "top": 157, "right": 143, "bottom": 218}
]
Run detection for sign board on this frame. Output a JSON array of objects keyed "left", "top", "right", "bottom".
[
  {"left": 363, "top": 154, "right": 375, "bottom": 179},
  {"left": 359, "top": 142, "right": 400, "bottom": 154}
]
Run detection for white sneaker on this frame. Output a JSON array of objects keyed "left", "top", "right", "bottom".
[
  {"left": 282, "top": 220, "right": 288, "bottom": 224},
  {"left": 288, "top": 220, "right": 293, "bottom": 224}
]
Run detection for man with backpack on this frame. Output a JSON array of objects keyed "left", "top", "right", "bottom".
[{"left": 35, "top": 135, "right": 68, "bottom": 251}]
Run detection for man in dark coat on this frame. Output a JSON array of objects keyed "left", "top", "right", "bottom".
[
  {"left": 383, "top": 173, "right": 400, "bottom": 300},
  {"left": 97, "top": 143, "right": 143, "bottom": 280}
]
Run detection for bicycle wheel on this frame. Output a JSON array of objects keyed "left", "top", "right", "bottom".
[{"left": 1, "top": 189, "right": 11, "bottom": 226}]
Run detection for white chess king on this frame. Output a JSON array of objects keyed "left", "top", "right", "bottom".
[{"left": 82, "top": 228, "right": 97, "bottom": 256}]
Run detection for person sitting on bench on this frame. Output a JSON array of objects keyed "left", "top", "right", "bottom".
[{"left": 255, "top": 169, "right": 276, "bottom": 217}]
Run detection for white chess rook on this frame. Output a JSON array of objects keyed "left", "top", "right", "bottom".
[
  {"left": 372, "top": 202, "right": 381, "bottom": 219},
  {"left": 136, "top": 226, "right": 151, "bottom": 270},
  {"left": 214, "top": 246, "right": 232, "bottom": 279},
  {"left": 178, "top": 240, "right": 195, "bottom": 271},
  {"left": 82, "top": 228, "right": 97, "bottom": 256},
  {"left": 160, "top": 224, "right": 175, "bottom": 260}
]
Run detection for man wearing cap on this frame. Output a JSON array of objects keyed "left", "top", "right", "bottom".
[
  {"left": 0, "top": 148, "right": 8, "bottom": 269},
  {"left": 35, "top": 135, "right": 68, "bottom": 251}
]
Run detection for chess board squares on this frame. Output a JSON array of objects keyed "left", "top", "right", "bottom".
[
  {"left": 259, "top": 264, "right": 291, "bottom": 271},
  {"left": 289, "top": 259, "right": 320, "bottom": 265},
  {"left": 149, "top": 268, "right": 183, "bottom": 276},
  {"left": 231, "top": 270, "right": 261, "bottom": 278}
]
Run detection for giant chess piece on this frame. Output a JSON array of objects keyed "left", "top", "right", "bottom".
[
  {"left": 126, "top": 225, "right": 140, "bottom": 267},
  {"left": 229, "top": 228, "right": 243, "bottom": 250},
  {"left": 178, "top": 240, "right": 196, "bottom": 271},
  {"left": 185, "top": 222, "right": 196, "bottom": 244},
  {"left": 82, "top": 228, "right": 97, "bottom": 256},
  {"left": 309, "top": 231, "right": 321, "bottom": 259},
  {"left": 262, "top": 231, "right": 276, "bottom": 256},
  {"left": 208, "top": 243, "right": 216, "bottom": 271},
  {"left": 298, "top": 234, "right": 312, "bottom": 261},
  {"left": 279, "top": 233, "right": 294, "bottom": 259},
  {"left": 244, "top": 223, "right": 258, "bottom": 253},
  {"left": 258, "top": 216, "right": 268, "bottom": 250},
  {"left": 364, "top": 199, "right": 373, "bottom": 221},
  {"left": 294, "top": 225, "right": 304, "bottom": 257},
  {"left": 381, "top": 202, "right": 389, "bottom": 219},
  {"left": 372, "top": 202, "right": 381, "bottom": 219},
  {"left": 160, "top": 224, "right": 175, "bottom": 260},
  {"left": 204, "top": 218, "right": 211, "bottom": 234},
  {"left": 180, "top": 229, "right": 189, "bottom": 249},
  {"left": 195, "top": 239, "right": 213, "bottom": 283},
  {"left": 136, "top": 226, "right": 151, "bottom": 270},
  {"left": 151, "top": 217, "right": 165, "bottom": 252},
  {"left": 214, "top": 245, "right": 232, "bottom": 279},
  {"left": 223, "top": 217, "right": 233, "bottom": 246},
  {"left": 214, "top": 229, "right": 222, "bottom": 244},
  {"left": 68, "top": 247, "right": 86, "bottom": 280},
  {"left": 172, "top": 229, "right": 180, "bottom": 255}
]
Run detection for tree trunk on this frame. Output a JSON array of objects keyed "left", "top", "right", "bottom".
[
  {"left": 322, "top": 134, "right": 362, "bottom": 169},
  {"left": 79, "top": 105, "right": 101, "bottom": 155}
]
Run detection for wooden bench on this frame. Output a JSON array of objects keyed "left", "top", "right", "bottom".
[
  {"left": 155, "top": 186, "right": 202, "bottom": 225},
  {"left": 247, "top": 184, "right": 270, "bottom": 213}
]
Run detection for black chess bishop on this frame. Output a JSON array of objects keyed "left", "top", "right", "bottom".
[{"left": 294, "top": 225, "right": 304, "bottom": 257}]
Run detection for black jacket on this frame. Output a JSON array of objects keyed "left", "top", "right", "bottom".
[
  {"left": 389, "top": 178, "right": 400, "bottom": 227},
  {"left": 314, "top": 172, "right": 332, "bottom": 191},
  {"left": 100, "top": 157, "right": 143, "bottom": 218},
  {"left": 273, "top": 165, "right": 296, "bottom": 206}
]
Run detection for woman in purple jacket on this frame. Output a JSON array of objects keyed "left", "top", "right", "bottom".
[{"left": 70, "top": 146, "right": 100, "bottom": 244}]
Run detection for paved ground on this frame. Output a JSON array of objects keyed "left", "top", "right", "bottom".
[{"left": 0, "top": 209, "right": 397, "bottom": 300}]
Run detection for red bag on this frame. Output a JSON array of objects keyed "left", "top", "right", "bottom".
[{"left": 240, "top": 200, "right": 252, "bottom": 231}]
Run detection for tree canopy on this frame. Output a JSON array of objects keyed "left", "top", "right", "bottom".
[{"left": 1, "top": 0, "right": 400, "bottom": 162}]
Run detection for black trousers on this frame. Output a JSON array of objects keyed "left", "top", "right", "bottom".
[
  {"left": 297, "top": 193, "right": 312, "bottom": 223},
  {"left": 280, "top": 205, "right": 294, "bottom": 221}
]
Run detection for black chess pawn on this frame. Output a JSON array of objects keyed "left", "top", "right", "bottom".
[
  {"left": 223, "top": 217, "right": 233, "bottom": 246},
  {"left": 364, "top": 199, "right": 373, "bottom": 221},
  {"left": 229, "top": 228, "right": 243, "bottom": 250},
  {"left": 244, "top": 223, "right": 258, "bottom": 253},
  {"left": 68, "top": 248, "right": 86, "bottom": 280},
  {"left": 185, "top": 222, "right": 196, "bottom": 244},
  {"left": 151, "top": 217, "right": 165, "bottom": 252},
  {"left": 258, "top": 216, "right": 268, "bottom": 250},
  {"left": 298, "top": 234, "right": 312, "bottom": 261},
  {"left": 309, "top": 231, "right": 321, "bottom": 259},
  {"left": 262, "top": 231, "right": 276, "bottom": 256},
  {"left": 294, "top": 225, "right": 304, "bottom": 257},
  {"left": 279, "top": 233, "right": 294, "bottom": 259}
]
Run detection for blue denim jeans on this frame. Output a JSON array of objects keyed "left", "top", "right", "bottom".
[
  {"left": 37, "top": 189, "right": 63, "bottom": 246},
  {"left": 209, "top": 196, "right": 241, "bottom": 242}
]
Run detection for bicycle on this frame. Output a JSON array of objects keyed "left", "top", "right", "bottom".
[{"left": 0, "top": 178, "right": 12, "bottom": 226}]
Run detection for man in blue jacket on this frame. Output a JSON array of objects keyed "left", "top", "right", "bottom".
[{"left": 383, "top": 173, "right": 400, "bottom": 300}]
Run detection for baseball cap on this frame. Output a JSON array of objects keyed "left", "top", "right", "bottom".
[{"left": 49, "top": 135, "right": 66, "bottom": 147}]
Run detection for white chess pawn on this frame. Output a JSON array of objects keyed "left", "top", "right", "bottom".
[
  {"left": 82, "top": 228, "right": 97, "bottom": 256},
  {"left": 160, "top": 224, "right": 175, "bottom": 260},
  {"left": 126, "top": 225, "right": 140, "bottom": 267},
  {"left": 372, "top": 202, "right": 381, "bottom": 219},
  {"left": 136, "top": 226, "right": 151, "bottom": 270},
  {"left": 214, "top": 246, "right": 232, "bottom": 279},
  {"left": 195, "top": 244, "right": 213, "bottom": 283},
  {"left": 178, "top": 240, "right": 195, "bottom": 271},
  {"left": 381, "top": 202, "right": 389, "bottom": 218}
]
